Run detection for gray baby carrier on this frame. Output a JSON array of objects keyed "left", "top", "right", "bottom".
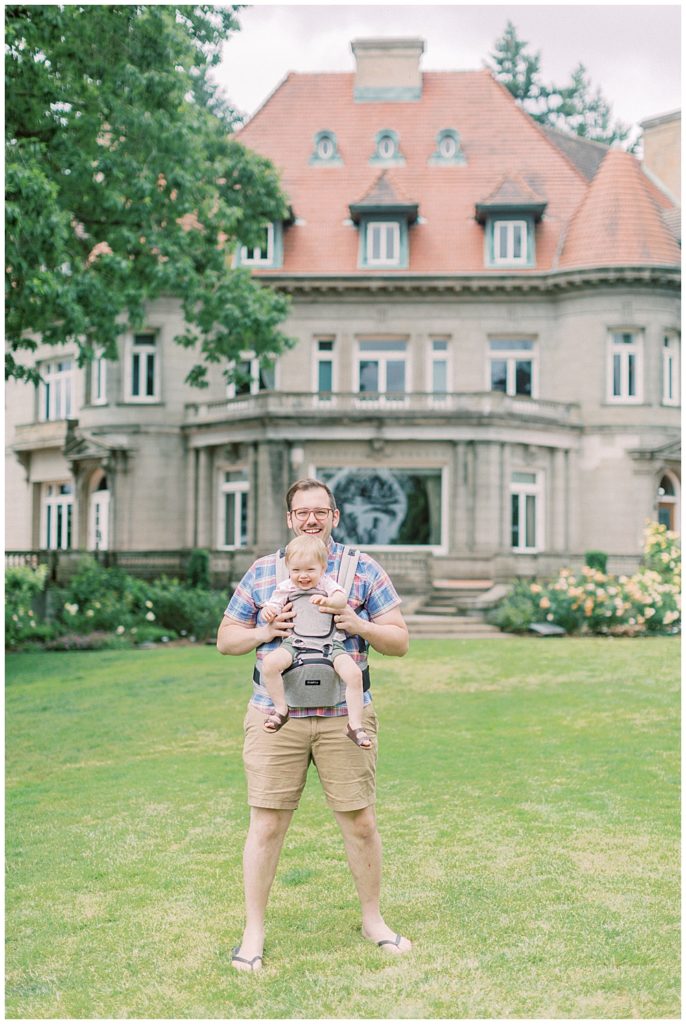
[{"left": 252, "top": 545, "right": 370, "bottom": 708}]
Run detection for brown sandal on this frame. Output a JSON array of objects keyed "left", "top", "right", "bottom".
[
  {"left": 346, "top": 725, "right": 372, "bottom": 748},
  {"left": 263, "top": 709, "right": 289, "bottom": 732}
]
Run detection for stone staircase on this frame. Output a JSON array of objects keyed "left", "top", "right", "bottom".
[{"left": 406, "top": 578, "right": 509, "bottom": 638}]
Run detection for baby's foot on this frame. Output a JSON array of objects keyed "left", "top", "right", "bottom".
[{"left": 346, "top": 724, "right": 372, "bottom": 748}]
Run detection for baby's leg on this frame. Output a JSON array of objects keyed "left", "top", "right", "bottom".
[
  {"left": 261, "top": 647, "right": 293, "bottom": 730},
  {"left": 333, "top": 653, "right": 369, "bottom": 745}
]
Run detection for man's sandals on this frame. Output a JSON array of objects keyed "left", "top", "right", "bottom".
[
  {"left": 263, "top": 709, "right": 289, "bottom": 732},
  {"left": 346, "top": 724, "right": 372, "bottom": 748}
]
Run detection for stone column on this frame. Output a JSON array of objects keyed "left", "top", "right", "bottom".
[
  {"left": 196, "top": 448, "right": 211, "bottom": 548},
  {"left": 551, "top": 448, "right": 567, "bottom": 554}
]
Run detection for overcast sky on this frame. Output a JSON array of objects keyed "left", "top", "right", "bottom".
[{"left": 214, "top": 2, "right": 681, "bottom": 131}]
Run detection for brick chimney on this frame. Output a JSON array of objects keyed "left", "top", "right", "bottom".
[
  {"left": 351, "top": 38, "right": 425, "bottom": 102},
  {"left": 640, "top": 109, "right": 681, "bottom": 202}
]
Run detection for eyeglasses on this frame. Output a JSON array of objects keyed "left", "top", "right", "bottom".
[{"left": 290, "top": 507, "right": 334, "bottom": 523}]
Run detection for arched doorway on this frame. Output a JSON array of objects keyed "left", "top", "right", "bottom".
[
  {"left": 657, "top": 471, "right": 680, "bottom": 532},
  {"left": 88, "top": 472, "right": 110, "bottom": 550}
]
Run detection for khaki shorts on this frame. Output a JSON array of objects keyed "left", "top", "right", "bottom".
[{"left": 243, "top": 703, "right": 378, "bottom": 812}]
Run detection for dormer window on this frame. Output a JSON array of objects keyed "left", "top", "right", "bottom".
[
  {"left": 475, "top": 176, "right": 546, "bottom": 270},
  {"left": 240, "top": 223, "right": 274, "bottom": 265},
  {"left": 349, "top": 170, "right": 417, "bottom": 270},
  {"left": 310, "top": 130, "right": 342, "bottom": 165},
  {"left": 430, "top": 129, "right": 466, "bottom": 165},
  {"left": 371, "top": 130, "right": 404, "bottom": 165},
  {"left": 366, "top": 221, "right": 401, "bottom": 265}
]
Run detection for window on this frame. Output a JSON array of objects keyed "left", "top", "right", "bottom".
[
  {"left": 365, "top": 221, "right": 400, "bottom": 266},
  {"left": 430, "top": 338, "right": 450, "bottom": 395},
  {"left": 608, "top": 331, "right": 643, "bottom": 403},
  {"left": 662, "top": 334, "right": 680, "bottom": 406},
  {"left": 39, "top": 358, "right": 74, "bottom": 421},
  {"left": 91, "top": 350, "right": 107, "bottom": 405},
  {"left": 317, "top": 467, "right": 443, "bottom": 547},
  {"left": 240, "top": 223, "right": 275, "bottom": 265},
  {"left": 489, "top": 340, "right": 535, "bottom": 397},
  {"left": 314, "top": 338, "right": 336, "bottom": 399},
  {"left": 370, "top": 130, "right": 404, "bottom": 165},
  {"left": 310, "top": 131, "right": 342, "bottom": 165},
  {"left": 430, "top": 129, "right": 466, "bottom": 165},
  {"left": 657, "top": 473, "right": 679, "bottom": 531},
  {"left": 357, "top": 339, "right": 407, "bottom": 398},
  {"left": 219, "top": 470, "right": 249, "bottom": 548},
  {"left": 493, "top": 220, "right": 528, "bottom": 264},
  {"left": 511, "top": 471, "right": 543, "bottom": 552},
  {"left": 42, "top": 482, "right": 73, "bottom": 550},
  {"left": 227, "top": 353, "right": 275, "bottom": 398},
  {"left": 127, "top": 333, "right": 158, "bottom": 401}
]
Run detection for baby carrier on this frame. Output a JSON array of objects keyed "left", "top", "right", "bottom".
[{"left": 252, "top": 545, "right": 371, "bottom": 708}]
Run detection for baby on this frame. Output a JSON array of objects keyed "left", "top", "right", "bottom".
[{"left": 260, "top": 534, "right": 371, "bottom": 748}]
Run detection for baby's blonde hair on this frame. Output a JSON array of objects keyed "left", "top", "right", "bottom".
[{"left": 285, "top": 534, "right": 328, "bottom": 567}]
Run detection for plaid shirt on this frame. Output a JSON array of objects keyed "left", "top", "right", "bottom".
[{"left": 224, "top": 540, "right": 402, "bottom": 717}]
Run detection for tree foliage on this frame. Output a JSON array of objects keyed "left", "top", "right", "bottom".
[
  {"left": 488, "top": 21, "right": 634, "bottom": 149},
  {"left": 5, "top": 4, "right": 292, "bottom": 386}
]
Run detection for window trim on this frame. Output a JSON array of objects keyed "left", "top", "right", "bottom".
[
  {"left": 226, "top": 351, "right": 276, "bottom": 399},
  {"left": 661, "top": 332, "right": 680, "bottom": 407},
  {"left": 365, "top": 220, "right": 401, "bottom": 266},
  {"left": 370, "top": 129, "right": 404, "bottom": 165},
  {"left": 38, "top": 357, "right": 74, "bottom": 422},
  {"left": 90, "top": 349, "right": 108, "bottom": 406},
  {"left": 358, "top": 216, "right": 408, "bottom": 269},
  {"left": 217, "top": 468, "right": 249, "bottom": 549},
  {"left": 487, "top": 338, "right": 538, "bottom": 399},
  {"left": 427, "top": 337, "right": 451, "bottom": 398},
  {"left": 510, "top": 470, "right": 545, "bottom": 553},
  {"left": 41, "top": 481, "right": 74, "bottom": 550},
  {"left": 310, "top": 130, "right": 343, "bottom": 165},
  {"left": 124, "top": 332, "right": 160, "bottom": 403},
  {"left": 239, "top": 222, "right": 275, "bottom": 266},
  {"left": 485, "top": 216, "right": 535, "bottom": 268},
  {"left": 606, "top": 329, "right": 644, "bottom": 405},
  {"left": 312, "top": 336, "right": 337, "bottom": 399},
  {"left": 355, "top": 337, "right": 410, "bottom": 402}
]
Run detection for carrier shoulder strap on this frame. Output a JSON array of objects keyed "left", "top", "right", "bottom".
[
  {"left": 275, "top": 547, "right": 288, "bottom": 585},
  {"left": 336, "top": 544, "right": 360, "bottom": 598}
]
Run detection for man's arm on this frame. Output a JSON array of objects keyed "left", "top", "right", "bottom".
[
  {"left": 216, "top": 607, "right": 294, "bottom": 655},
  {"left": 324, "top": 603, "right": 409, "bottom": 657}
]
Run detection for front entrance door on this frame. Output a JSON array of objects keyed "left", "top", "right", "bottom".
[{"left": 89, "top": 489, "right": 110, "bottom": 550}]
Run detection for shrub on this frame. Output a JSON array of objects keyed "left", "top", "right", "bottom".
[
  {"left": 147, "top": 578, "right": 227, "bottom": 641},
  {"left": 585, "top": 550, "right": 608, "bottom": 573},
  {"left": 187, "top": 548, "right": 211, "bottom": 589},
  {"left": 491, "top": 520, "right": 680, "bottom": 636},
  {"left": 5, "top": 564, "right": 55, "bottom": 648}
]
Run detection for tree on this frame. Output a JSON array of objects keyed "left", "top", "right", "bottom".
[
  {"left": 488, "top": 21, "right": 634, "bottom": 149},
  {"left": 5, "top": 4, "right": 292, "bottom": 387}
]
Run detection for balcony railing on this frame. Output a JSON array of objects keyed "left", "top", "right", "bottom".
[
  {"left": 12, "top": 418, "right": 75, "bottom": 451},
  {"left": 185, "top": 391, "right": 581, "bottom": 426}
]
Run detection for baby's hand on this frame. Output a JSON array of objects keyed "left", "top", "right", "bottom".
[
  {"left": 310, "top": 594, "right": 326, "bottom": 607},
  {"left": 263, "top": 606, "right": 277, "bottom": 623}
]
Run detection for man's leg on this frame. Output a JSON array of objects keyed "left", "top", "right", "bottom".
[
  {"left": 333, "top": 805, "right": 412, "bottom": 954},
  {"left": 234, "top": 806, "right": 294, "bottom": 971}
]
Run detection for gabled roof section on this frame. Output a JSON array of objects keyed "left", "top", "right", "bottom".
[
  {"left": 475, "top": 173, "right": 547, "bottom": 223},
  {"left": 540, "top": 125, "right": 609, "bottom": 181},
  {"left": 558, "top": 149, "right": 682, "bottom": 269},
  {"left": 349, "top": 170, "right": 419, "bottom": 223}
]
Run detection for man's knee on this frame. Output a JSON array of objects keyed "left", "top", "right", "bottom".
[
  {"left": 340, "top": 805, "right": 377, "bottom": 841},
  {"left": 248, "top": 806, "right": 292, "bottom": 844}
]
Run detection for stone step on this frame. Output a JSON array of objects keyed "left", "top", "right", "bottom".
[{"left": 405, "top": 615, "right": 505, "bottom": 638}]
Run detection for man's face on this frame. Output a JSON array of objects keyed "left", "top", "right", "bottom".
[{"left": 287, "top": 486, "right": 340, "bottom": 545}]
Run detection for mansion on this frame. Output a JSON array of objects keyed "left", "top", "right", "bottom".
[{"left": 5, "top": 39, "right": 681, "bottom": 593}]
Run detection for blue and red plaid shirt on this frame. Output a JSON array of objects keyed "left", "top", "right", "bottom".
[{"left": 224, "top": 540, "right": 402, "bottom": 717}]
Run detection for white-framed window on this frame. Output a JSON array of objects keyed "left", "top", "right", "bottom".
[
  {"left": 493, "top": 219, "right": 528, "bottom": 264},
  {"left": 42, "top": 482, "right": 74, "bottom": 550},
  {"left": 657, "top": 472, "right": 680, "bottom": 532},
  {"left": 91, "top": 350, "right": 107, "bottom": 405},
  {"left": 429, "top": 338, "right": 450, "bottom": 395},
  {"left": 226, "top": 353, "right": 275, "bottom": 399},
  {"left": 240, "top": 223, "right": 274, "bottom": 265},
  {"left": 314, "top": 337, "right": 336, "bottom": 399},
  {"left": 366, "top": 221, "right": 400, "bottom": 266},
  {"left": 357, "top": 339, "right": 407, "bottom": 399},
  {"left": 489, "top": 340, "right": 536, "bottom": 397},
  {"left": 511, "top": 471, "right": 543, "bottom": 552},
  {"left": 218, "top": 469, "right": 249, "bottom": 548},
  {"left": 38, "top": 357, "right": 74, "bottom": 421},
  {"left": 316, "top": 466, "right": 445, "bottom": 549},
  {"left": 126, "top": 332, "right": 159, "bottom": 402},
  {"left": 662, "top": 333, "right": 680, "bottom": 406},
  {"left": 608, "top": 331, "right": 643, "bottom": 403}
]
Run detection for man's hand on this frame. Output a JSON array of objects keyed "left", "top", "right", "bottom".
[
  {"left": 262, "top": 603, "right": 295, "bottom": 639},
  {"left": 314, "top": 599, "right": 363, "bottom": 637},
  {"left": 217, "top": 603, "right": 294, "bottom": 655}
]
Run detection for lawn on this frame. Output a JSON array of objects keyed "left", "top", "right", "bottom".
[{"left": 5, "top": 638, "right": 680, "bottom": 1019}]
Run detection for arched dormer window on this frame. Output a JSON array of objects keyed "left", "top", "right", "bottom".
[
  {"left": 370, "top": 130, "right": 404, "bottom": 166},
  {"left": 430, "top": 128, "right": 466, "bottom": 166},
  {"left": 310, "top": 130, "right": 342, "bottom": 166}
]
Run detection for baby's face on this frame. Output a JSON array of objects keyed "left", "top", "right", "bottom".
[{"left": 287, "top": 556, "right": 325, "bottom": 590}]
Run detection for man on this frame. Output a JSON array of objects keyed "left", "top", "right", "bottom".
[{"left": 217, "top": 478, "right": 411, "bottom": 971}]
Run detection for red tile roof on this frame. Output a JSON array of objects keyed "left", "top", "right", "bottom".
[
  {"left": 558, "top": 148, "right": 681, "bottom": 269},
  {"left": 236, "top": 69, "right": 679, "bottom": 275}
]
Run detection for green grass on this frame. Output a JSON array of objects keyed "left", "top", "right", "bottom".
[{"left": 6, "top": 638, "right": 680, "bottom": 1018}]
